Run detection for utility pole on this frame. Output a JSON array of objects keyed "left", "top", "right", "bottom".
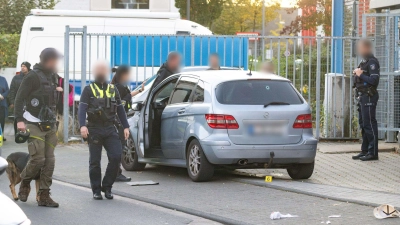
[
  {"left": 261, "top": 0, "right": 265, "bottom": 61},
  {"left": 187, "top": 0, "right": 190, "bottom": 20}
]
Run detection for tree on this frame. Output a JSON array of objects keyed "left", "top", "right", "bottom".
[
  {"left": 0, "top": 0, "right": 58, "bottom": 34},
  {"left": 281, "top": 0, "right": 332, "bottom": 36},
  {"left": 212, "top": 0, "right": 280, "bottom": 35},
  {"left": 175, "top": 0, "right": 225, "bottom": 29}
]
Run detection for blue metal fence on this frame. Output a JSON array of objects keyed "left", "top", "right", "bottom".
[{"left": 111, "top": 36, "right": 249, "bottom": 69}]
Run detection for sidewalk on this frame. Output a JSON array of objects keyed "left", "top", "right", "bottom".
[
  {"left": 317, "top": 141, "right": 398, "bottom": 154},
  {"left": 235, "top": 142, "right": 400, "bottom": 208}
]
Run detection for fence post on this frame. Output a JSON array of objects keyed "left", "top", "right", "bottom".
[
  {"left": 81, "top": 26, "right": 87, "bottom": 95},
  {"left": 63, "top": 26, "right": 70, "bottom": 144},
  {"left": 315, "top": 35, "right": 322, "bottom": 139}
]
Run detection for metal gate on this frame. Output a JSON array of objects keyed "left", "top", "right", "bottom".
[
  {"left": 363, "top": 13, "right": 400, "bottom": 142},
  {"left": 63, "top": 26, "right": 393, "bottom": 143}
]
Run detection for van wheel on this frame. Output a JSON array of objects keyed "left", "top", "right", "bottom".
[
  {"left": 287, "top": 161, "right": 314, "bottom": 180},
  {"left": 186, "top": 139, "right": 214, "bottom": 182},
  {"left": 121, "top": 135, "right": 146, "bottom": 171}
]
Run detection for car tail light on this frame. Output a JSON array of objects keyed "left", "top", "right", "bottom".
[
  {"left": 205, "top": 114, "right": 239, "bottom": 129},
  {"left": 15, "top": 71, "right": 20, "bottom": 75},
  {"left": 293, "top": 114, "right": 312, "bottom": 129}
]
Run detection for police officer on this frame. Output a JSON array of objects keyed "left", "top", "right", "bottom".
[
  {"left": 14, "top": 48, "right": 61, "bottom": 207},
  {"left": 78, "top": 60, "right": 129, "bottom": 200},
  {"left": 111, "top": 65, "right": 144, "bottom": 182},
  {"left": 352, "top": 39, "right": 380, "bottom": 161}
]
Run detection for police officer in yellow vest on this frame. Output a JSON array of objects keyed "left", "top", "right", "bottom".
[{"left": 78, "top": 61, "right": 129, "bottom": 200}]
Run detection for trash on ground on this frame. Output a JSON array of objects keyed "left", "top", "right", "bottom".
[
  {"left": 373, "top": 204, "right": 400, "bottom": 219},
  {"left": 328, "top": 215, "right": 341, "bottom": 218},
  {"left": 126, "top": 180, "right": 159, "bottom": 186},
  {"left": 270, "top": 212, "right": 298, "bottom": 220},
  {"left": 326, "top": 221, "right": 331, "bottom": 224}
]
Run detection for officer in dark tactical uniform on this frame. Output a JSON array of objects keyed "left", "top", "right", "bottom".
[
  {"left": 78, "top": 60, "right": 130, "bottom": 200},
  {"left": 352, "top": 39, "right": 380, "bottom": 161},
  {"left": 14, "top": 48, "right": 61, "bottom": 207}
]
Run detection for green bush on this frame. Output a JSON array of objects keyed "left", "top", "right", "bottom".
[{"left": 0, "top": 34, "right": 20, "bottom": 68}]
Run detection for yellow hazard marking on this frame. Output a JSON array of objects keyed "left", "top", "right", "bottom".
[{"left": 265, "top": 176, "right": 273, "bottom": 182}]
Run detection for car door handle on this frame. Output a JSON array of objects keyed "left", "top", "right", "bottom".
[{"left": 178, "top": 109, "right": 186, "bottom": 114}]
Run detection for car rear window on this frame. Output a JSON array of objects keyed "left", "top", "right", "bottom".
[{"left": 215, "top": 80, "right": 303, "bottom": 105}]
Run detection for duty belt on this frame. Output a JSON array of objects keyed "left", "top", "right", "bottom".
[
  {"left": 356, "top": 86, "right": 377, "bottom": 97},
  {"left": 87, "top": 121, "right": 114, "bottom": 127}
]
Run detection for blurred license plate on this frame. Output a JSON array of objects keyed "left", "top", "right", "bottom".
[{"left": 246, "top": 121, "right": 287, "bottom": 136}]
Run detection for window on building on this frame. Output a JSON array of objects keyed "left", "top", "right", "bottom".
[{"left": 112, "top": 0, "right": 149, "bottom": 9}]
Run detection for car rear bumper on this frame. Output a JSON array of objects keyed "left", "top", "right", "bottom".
[{"left": 199, "top": 136, "right": 317, "bottom": 165}]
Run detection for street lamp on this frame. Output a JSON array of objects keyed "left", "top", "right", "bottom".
[
  {"left": 261, "top": 0, "right": 265, "bottom": 61},
  {"left": 187, "top": 0, "right": 190, "bottom": 20}
]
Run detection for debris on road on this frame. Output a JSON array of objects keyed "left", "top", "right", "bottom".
[
  {"left": 328, "top": 215, "right": 341, "bottom": 218},
  {"left": 373, "top": 204, "right": 400, "bottom": 219},
  {"left": 126, "top": 180, "right": 159, "bottom": 186},
  {"left": 270, "top": 212, "right": 298, "bottom": 220}
]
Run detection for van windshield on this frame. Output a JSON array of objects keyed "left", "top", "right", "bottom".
[{"left": 215, "top": 80, "right": 303, "bottom": 105}]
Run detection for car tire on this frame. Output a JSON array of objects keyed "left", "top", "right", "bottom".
[
  {"left": 186, "top": 139, "right": 214, "bottom": 182},
  {"left": 287, "top": 161, "right": 314, "bottom": 180},
  {"left": 121, "top": 134, "right": 146, "bottom": 171}
]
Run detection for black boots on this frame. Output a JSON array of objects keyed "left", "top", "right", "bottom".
[
  {"left": 352, "top": 152, "right": 367, "bottom": 160},
  {"left": 93, "top": 192, "right": 103, "bottom": 200},
  {"left": 360, "top": 154, "right": 379, "bottom": 161},
  {"left": 115, "top": 174, "right": 131, "bottom": 182},
  {"left": 103, "top": 189, "right": 113, "bottom": 199}
]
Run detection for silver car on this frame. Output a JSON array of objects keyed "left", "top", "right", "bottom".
[
  {"left": 130, "top": 66, "right": 241, "bottom": 107},
  {"left": 124, "top": 70, "right": 317, "bottom": 182}
]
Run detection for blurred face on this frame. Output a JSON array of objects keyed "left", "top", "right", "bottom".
[
  {"left": 261, "top": 63, "right": 274, "bottom": 73},
  {"left": 21, "top": 65, "right": 28, "bottom": 74},
  {"left": 209, "top": 56, "right": 220, "bottom": 69},
  {"left": 168, "top": 56, "right": 181, "bottom": 72},
  {"left": 357, "top": 42, "right": 371, "bottom": 57},
  {"left": 119, "top": 72, "right": 130, "bottom": 84},
  {"left": 93, "top": 61, "right": 110, "bottom": 83},
  {"left": 43, "top": 58, "right": 58, "bottom": 73}
]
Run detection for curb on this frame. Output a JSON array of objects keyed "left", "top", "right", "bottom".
[
  {"left": 53, "top": 176, "right": 250, "bottom": 225},
  {"left": 230, "top": 178, "right": 400, "bottom": 210},
  {"left": 317, "top": 147, "right": 396, "bottom": 154}
]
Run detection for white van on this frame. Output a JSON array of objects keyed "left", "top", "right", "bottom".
[{"left": 16, "top": 9, "right": 212, "bottom": 79}]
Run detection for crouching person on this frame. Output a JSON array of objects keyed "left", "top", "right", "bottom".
[
  {"left": 78, "top": 60, "right": 129, "bottom": 200},
  {"left": 15, "top": 48, "right": 61, "bottom": 207}
]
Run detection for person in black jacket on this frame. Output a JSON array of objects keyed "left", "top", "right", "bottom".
[
  {"left": 111, "top": 65, "right": 144, "bottom": 112},
  {"left": 110, "top": 65, "right": 143, "bottom": 182},
  {"left": 9, "top": 61, "right": 31, "bottom": 135},
  {"left": 352, "top": 39, "right": 380, "bottom": 161},
  {"left": 78, "top": 60, "right": 130, "bottom": 200},
  {"left": 150, "top": 52, "right": 181, "bottom": 91}
]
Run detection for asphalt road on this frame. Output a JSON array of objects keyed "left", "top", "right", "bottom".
[
  {"left": 0, "top": 177, "right": 218, "bottom": 225},
  {"left": 1, "top": 141, "right": 399, "bottom": 224}
]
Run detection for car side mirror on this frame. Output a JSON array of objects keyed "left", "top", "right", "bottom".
[{"left": 133, "top": 102, "right": 143, "bottom": 111}]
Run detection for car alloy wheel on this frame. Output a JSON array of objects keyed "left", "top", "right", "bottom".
[
  {"left": 122, "top": 136, "right": 135, "bottom": 166},
  {"left": 189, "top": 144, "right": 201, "bottom": 176}
]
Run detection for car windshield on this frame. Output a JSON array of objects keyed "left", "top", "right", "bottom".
[
  {"left": 133, "top": 75, "right": 157, "bottom": 91},
  {"left": 215, "top": 80, "right": 303, "bottom": 105}
]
